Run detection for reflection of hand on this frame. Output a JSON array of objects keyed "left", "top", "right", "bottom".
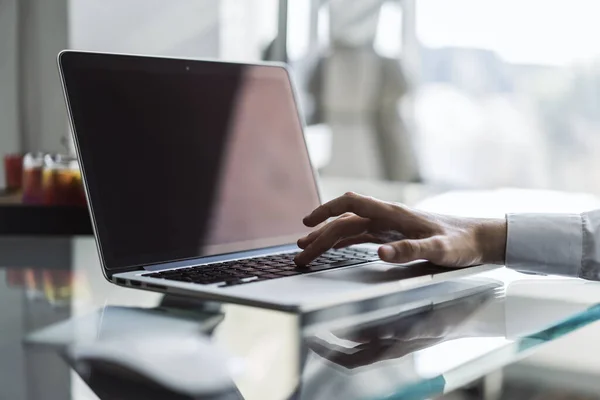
[
  {"left": 294, "top": 192, "right": 506, "bottom": 267},
  {"left": 309, "top": 289, "right": 495, "bottom": 369},
  {"left": 346, "top": 289, "right": 494, "bottom": 342},
  {"left": 309, "top": 336, "right": 443, "bottom": 370}
]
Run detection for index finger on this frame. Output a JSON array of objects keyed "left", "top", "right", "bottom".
[{"left": 303, "top": 192, "right": 395, "bottom": 227}]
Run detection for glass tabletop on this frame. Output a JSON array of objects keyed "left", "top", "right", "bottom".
[
  {"left": 3, "top": 236, "right": 600, "bottom": 400},
  {"left": 4, "top": 180, "right": 600, "bottom": 400}
]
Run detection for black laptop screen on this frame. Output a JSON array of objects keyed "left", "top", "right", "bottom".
[{"left": 60, "top": 53, "right": 320, "bottom": 270}]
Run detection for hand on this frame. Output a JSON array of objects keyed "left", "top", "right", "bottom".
[{"left": 294, "top": 192, "right": 507, "bottom": 267}]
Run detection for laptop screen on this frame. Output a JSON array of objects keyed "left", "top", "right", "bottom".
[{"left": 60, "top": 53, "right": 320, "bottom": 271}]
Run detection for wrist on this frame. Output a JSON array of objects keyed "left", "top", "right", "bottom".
[{"left": 474, "top": 218, "right": 507, "bottom": 265}]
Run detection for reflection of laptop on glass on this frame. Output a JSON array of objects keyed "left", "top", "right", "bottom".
[{"left": 58, "top": 51, "right": 495, "bottom": 312}]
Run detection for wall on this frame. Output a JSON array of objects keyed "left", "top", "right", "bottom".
[
  {"left": 19, "top": 0, "right": 69, "bottom": 153},
  {"left": 0, "top": 0, "right": 20, "bottom": 187},
  {"left": 68, "top": 0, "right": 219, "bottom": 57},
  {"left": 0, "top": 0, "right": 69, "bottom": 188}
]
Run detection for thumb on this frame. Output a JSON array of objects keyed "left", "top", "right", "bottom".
[{"left": 378, "top": 237, "right": 443, "bottom": 264}]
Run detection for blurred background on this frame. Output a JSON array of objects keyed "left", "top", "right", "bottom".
[
  {"left": 4, "top": 1, "right": 600, "bottom": 399},
  {"left": 4, "top": 0, "right": 600, "bottom": 193}
]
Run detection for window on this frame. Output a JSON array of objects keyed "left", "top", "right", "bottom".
[{"left": 414, "top": 0, "right": 600, "bottom": 193}]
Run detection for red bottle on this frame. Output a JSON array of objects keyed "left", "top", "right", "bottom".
[{"left": 3, "top": 153, "right": 23, "bottom": 192}]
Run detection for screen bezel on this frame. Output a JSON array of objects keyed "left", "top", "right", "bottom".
[{"left": 57, "top": 50, "right": 322, "bottom": 275}]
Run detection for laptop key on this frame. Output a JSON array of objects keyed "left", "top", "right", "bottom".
[
  {"left": 231, "top": 272, "right": 252, "bottom": 279},
  {"left": 255, "top": 265, "right": 277, "bottom": 270},
  {"left": 261, "top": 268, "right": 281, "bottom": 273},
  {"left": 309, "top": 261, "right": 330, "bottom": 267},
  {"left": 170, "top": 276, "right": 193, "bottom": 282}
]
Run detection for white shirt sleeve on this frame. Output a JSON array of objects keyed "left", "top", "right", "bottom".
[{"left": 506, "top": 210, "right": 600, "bottom": 280}]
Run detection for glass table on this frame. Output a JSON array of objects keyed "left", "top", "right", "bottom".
[
  {"left": 4, "top": 179, "right": 600, "bottom": 399},
  {"left": 4, "top": 250, "right": 600, "bottom": 400}
]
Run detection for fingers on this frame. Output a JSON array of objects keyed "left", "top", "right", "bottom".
[
  {"left": 297, "top": 213, "right": 354, "bottom": 249},
  {"left": 378, "top": 237, "right": 446, "bottom": 264},
  {"left": 303, "top": 192, "right": 399, "bottom": 227},
  {"left": 294, "top": 216, "right": 371, "bottom": 265},
  {"left": 297, "top": 226, "right": 327, "bottom": 249}
]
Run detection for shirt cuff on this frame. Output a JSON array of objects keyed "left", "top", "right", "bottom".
[{"left": 506, "top": 213, "right": 583, "bottom": 277}]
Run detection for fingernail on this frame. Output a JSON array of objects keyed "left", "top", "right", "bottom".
[{"left": 379, "top": 245, "right": 396, "bottom": 260}]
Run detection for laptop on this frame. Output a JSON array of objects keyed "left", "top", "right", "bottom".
[{"left": 57, "top": 51, "right": 495, "bottom": 312}]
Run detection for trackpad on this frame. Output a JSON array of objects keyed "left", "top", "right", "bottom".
[{"left": 313, "top": 261, "right": 455, "bottom": 284}]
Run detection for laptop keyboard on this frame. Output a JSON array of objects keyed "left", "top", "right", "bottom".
[{"left": 142, "top": 247, "right": 379, "bottom": 287}]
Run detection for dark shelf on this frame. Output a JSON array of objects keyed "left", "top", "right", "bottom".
[{"left": 0, "top": 203, "right": 93, "bottom": 235}]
